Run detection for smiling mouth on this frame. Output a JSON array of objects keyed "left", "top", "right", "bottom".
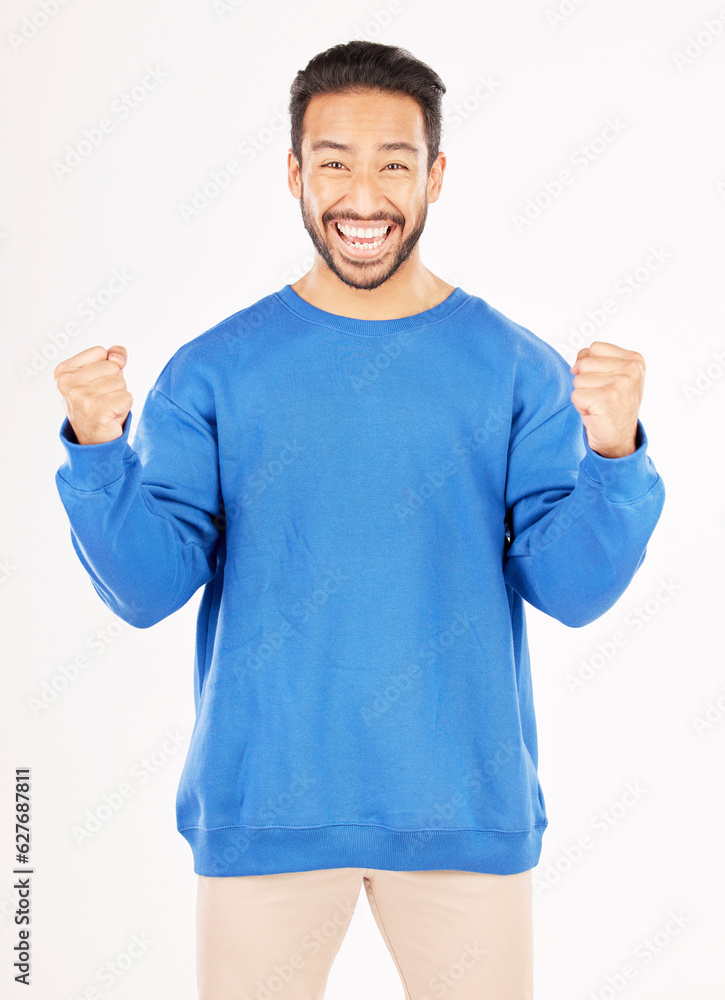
[{"left": 331, "top": 221, "right": 396, "bottom": 257}]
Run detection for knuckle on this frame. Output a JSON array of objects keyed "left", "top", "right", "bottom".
[{"left": 67, "top": 384, "right": 88, "bottom": 407}]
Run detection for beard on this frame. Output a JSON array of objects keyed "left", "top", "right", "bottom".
[{"left": 298, "top": 180, "right": 429, "bottom": 291}]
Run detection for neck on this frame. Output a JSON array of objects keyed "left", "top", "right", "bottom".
[{"left": 290, "top": 255, "right": 456, "bottom": 321}]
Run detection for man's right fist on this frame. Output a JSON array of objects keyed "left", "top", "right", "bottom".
[{"left": 54, "top": 345, "right": 133, "bottom": 445}]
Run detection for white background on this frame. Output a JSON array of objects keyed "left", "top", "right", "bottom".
[{"left": 2, "top": 0, "right": 724, "bottom": 997}]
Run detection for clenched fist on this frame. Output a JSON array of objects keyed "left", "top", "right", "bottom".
[
  {"left": 54, "top": 345, "right": 133, "bottom": 445},
  {"left": 570, "top": 341, "right": 645, "bottom": 458}
]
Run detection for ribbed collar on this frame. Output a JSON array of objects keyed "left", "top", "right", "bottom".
[{"left": 274, "top": 283, "right": 469, "bottom": 338}]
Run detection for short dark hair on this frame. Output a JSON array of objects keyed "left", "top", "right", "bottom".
[{"left": 288, "top": 40, "right": 446, "bottom": 174}]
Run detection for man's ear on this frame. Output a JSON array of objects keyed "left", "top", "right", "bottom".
[
  {"left": 287, "top": 149, "right": 302, "bottom": 199},
  {"left": 427, "top": 151, "right": 446, "bottom": 204}
]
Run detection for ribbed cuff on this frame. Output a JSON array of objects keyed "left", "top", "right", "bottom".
[
  {"left": 579, "top": 418, "right": 661, "bottom": 503},
  {"left": 56, "top": 411, "right": 135, "bottom": 492}
]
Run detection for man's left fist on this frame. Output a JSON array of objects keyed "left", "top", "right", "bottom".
[{"left": 570, "top": 340, "right": 646, "bottom": 459}]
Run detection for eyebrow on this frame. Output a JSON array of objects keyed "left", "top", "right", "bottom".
[{"left": 310, "top": 140, "right": 421, "bottom": 156}]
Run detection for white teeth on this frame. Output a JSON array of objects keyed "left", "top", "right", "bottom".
[
  {"left": 352, "top": 236, "right": 385, "bottom": 249},
  {"left": 336, "top": 222, "right": 391, "bottom": 239}
]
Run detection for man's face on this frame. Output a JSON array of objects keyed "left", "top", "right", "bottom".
[{"left": 288, "top": 89, "right": 445, "bottom": 291}]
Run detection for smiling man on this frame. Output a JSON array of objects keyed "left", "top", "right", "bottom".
[
  {"left": 290, "top": 84, "right": 453, "bottom": 315},
  {"left": 54, "top": 40, "right": 665, "bottom": 999}
]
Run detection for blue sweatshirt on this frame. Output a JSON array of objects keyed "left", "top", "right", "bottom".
[{"left": 55, "top": 284, "right": 665, "bottom": 876}]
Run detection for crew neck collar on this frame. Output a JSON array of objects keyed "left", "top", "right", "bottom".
[{"left": 274, "top": 283, "right": 469, "bottom": 338}]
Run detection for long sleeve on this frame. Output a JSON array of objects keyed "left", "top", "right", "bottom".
[
  {"left": 502, "top": 349, "right": 666, "bottom": 629},
  {"left": 54, "top": 364, "right": 222, "bottom": 629}
]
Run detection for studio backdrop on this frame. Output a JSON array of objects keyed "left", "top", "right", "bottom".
[{"left": 2, "top": 0, "right": 723, "bottom": 997}]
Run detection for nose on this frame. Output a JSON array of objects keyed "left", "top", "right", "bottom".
[{"left": 340, "top": 170, "right": 391, "bottom": 223}]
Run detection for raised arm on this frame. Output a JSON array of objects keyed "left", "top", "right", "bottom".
[
  {"left": 503, "top": 341, "right": 665, "bottom": 628},
  {"left": 54, "top": 345, "right": 222, "bottom": 628}
]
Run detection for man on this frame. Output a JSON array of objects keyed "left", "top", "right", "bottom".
[{"left": 54, "top": 39, "right": 665, "bottom": 1000}]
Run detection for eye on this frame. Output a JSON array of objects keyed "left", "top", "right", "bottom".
[{"left": 321, "top": 161, "right": 408, "bottom": 170}]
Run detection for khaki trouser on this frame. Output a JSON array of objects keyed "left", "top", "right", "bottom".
[{"left": 196, "top": 867, "right": 534, "bottom": 999}]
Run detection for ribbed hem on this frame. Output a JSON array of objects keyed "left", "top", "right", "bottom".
[
  {"left": 56, "top": 412, "right": 135, "bottom": 492},
  {"left": 274, "top": 284, "right": 470, "bottom": 337},
  {"left": 178, "top": 822, "right": 547, "bottom": 876},
  {"left": 579, "top": 418, "right": 662, "bottom": 504}
]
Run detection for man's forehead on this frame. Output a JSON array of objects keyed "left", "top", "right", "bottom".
[{"left": 302, "top": 90, "right": 425, "bottom": 144}]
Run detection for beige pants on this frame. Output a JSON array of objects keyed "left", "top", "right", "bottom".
[{"left": 196, "top": 867, "right": 533, "bottom": 999}]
